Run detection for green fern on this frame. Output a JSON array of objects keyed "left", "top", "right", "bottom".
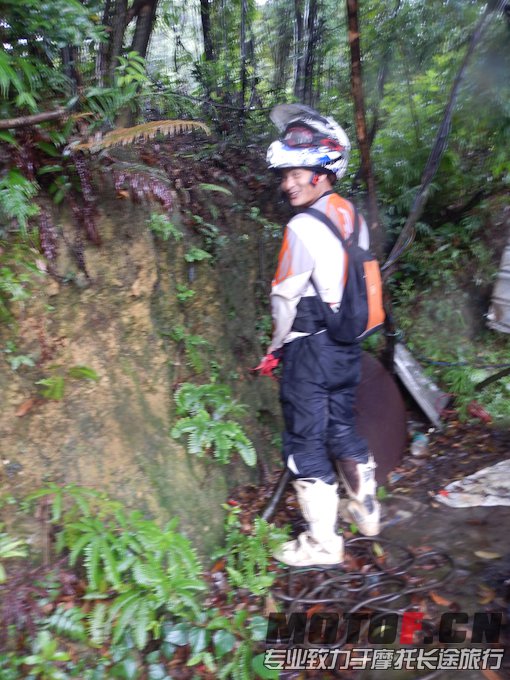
[
  {"left": 175, "top": 283, "right": 196, "bottom": 304},
  {"left": 35, "top": 375, "right": 65, "bottom": 400},
  {"left": 147, "top": 213, "right": 183, "bottom": 242},
  {"left": 46, "top": 605, "right": 87, "bottom": 641},
  {"left": 171, "top": 383, "right": 256, "bottom": 466},
  {"left": 218, "top": 509, "right": 289, "bottom": 597},
  {"left": 88, "top": 602, "right": 109, "bottom": 646},
  {"left": 0, "top": 170, "right": 40, "bottom": 232},
  {"left": 170, "top": 326, "right": 209, "bottom": 373},
  {"left": 0, "top": 530, "right": 28, "bottom": 583},
  {"left": 28, "top": 485, "right": 206, "bottom": 650},
  {"left": 184, "top": 246, "right": 212, "bottom": 263},
  {"left": 0, "top": 48, "right": 24, "bottom": 98}
]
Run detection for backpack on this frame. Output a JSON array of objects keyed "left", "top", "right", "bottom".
[{"left": 304, "top": 205, "right": 385, "bottom": 344}]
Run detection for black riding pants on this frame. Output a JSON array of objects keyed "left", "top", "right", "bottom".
[{"left": 280, "top": 331, "right": 369, "bottom": 483}]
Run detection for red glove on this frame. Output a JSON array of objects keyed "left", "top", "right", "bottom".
[{"left": 251, "top": 352, "right": 280, "bottom": 379}]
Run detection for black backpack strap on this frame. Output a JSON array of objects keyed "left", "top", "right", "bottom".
[
  {"left": 303, "top": 204, "right": 359, "bottom": 246},
  {"left": 352, "top": 204, "right": 360, "bottom": 242}
]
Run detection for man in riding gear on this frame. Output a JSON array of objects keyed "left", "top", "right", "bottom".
[{"left": 259, "top": 104, "right": 380, "bottom": 567}]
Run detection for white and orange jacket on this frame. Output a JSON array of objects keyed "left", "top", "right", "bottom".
[{"left": 268, "top": 192, "right": 369, "bottom": 353}]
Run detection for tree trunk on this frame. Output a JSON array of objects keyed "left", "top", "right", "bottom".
[
  {"left": 200, "top": 0, "right": 214, "bottom": 62},
  {"left": 271, "top": 1, "right": 293, "bottom": 94},
  {"left": 130, "top": 0, "right": 159, "bottom": 59},
  {"left": 239, "top": 0, "right": 248, "bottom": 119},
  {"left": 302, "top": 0, "right": 319, "bottom": 105},
  {"left": 346, "top": 0, "right": 381, "bottom": 255},
  {"left": 108, "top": 0, "right": 129, "bottom": 82},
  {"left": 352, "top": 0, "right": 401, "bottom": 185},
  {"left": 96, "top": 0, "right": 112, "bottom": 86},
  {"left": 61, "top": 46, "right": 81, "bottom": 93},
  {"left": 293, "top": 0, "right": 305, "bottom": 101}
]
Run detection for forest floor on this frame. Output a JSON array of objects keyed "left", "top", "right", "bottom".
[
  {"left": 156, "top": 135, "right": 510, "bottom": 678},
  {"left": 226, "top": 413, "right": 510, "bottom": 680}
]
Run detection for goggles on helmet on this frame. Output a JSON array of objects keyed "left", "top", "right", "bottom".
[
  {"left": 266, "top": 104, "right": 351, "bottom": 180},
  {"left": 282, "top": 124, "right": 344, "bottom": 153}
]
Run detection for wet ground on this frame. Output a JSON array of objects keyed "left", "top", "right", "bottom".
[
  {"left": 237, "top": 418, "right": 510, "bottom": 679},
  {"left": 369, "top": 497, "right": 510, "bottom": 679}
]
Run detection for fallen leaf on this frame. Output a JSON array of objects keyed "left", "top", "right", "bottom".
[
  {"left": 467, "top": 401, "right": 492, "bottom": 424},
  {"left": 477, "top": 585, "right": 496, "bottom": 605},
  {"left": 474, "top": 551, "right": 501, "bottom": 560},
  {"left": 15, "top": 397, "right": 38, "bottom": 417},
  {"left": 429, "top": 591, "right": 453, "bottom": 607},
  {"left": 210, "top": 558, "right": 225, "bottom": 573},
  {"left": 373, "top": 542, "right": 384, "bottom": 558}
]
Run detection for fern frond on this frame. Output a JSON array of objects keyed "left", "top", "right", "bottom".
[
  {"left": 133, "top": 600, "right": 151, "bottom": 650},
  {"left": 75, "top": 119, "right": 210, "bottom": 153},
  {"left": 99, "top": 536, "right": 122, "bottom": 589},
  {"left": 88, "top": 602, "right": 108, "bottom": 645},
  {"left": 84, "top": 536, "right": 103, "bottom": 591},
  {"left": 46, "top": 605, "right": 87, "bottom": 641},
  {"left": 111, "top": 595, "right": 145, "bottom": 645}
]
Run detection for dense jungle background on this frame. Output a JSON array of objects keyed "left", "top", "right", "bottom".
[{"left": 1, "top": 0, "right": 510, "bottom": 678}]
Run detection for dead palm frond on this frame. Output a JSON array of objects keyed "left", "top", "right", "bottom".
[{"left": 73, "top": 119, "right": 211, "bottom": 153}]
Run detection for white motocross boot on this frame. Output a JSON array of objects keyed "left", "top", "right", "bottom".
[
  {"left": 274, "top": 479, "right": 344, "bottom": 567},
  {"left": 336, "top": 455, "right": 380, "bottom": 536}
]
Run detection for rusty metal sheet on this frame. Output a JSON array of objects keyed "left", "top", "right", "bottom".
[{"left": 355, "top": 352, "right": 407, "bottom": 483}]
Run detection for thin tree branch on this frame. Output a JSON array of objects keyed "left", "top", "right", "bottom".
[
  {"left": 0, "top": 108, "right": 67, "bottom": 130},
  {"left": 382, "top": 0, "right": 507, "bottom": 279},
  {"left": 151, "top": 88, "right": 272, "bottom": 113},
  {"left": 475, "top": 366, "right": 510, "bottom": 392}
]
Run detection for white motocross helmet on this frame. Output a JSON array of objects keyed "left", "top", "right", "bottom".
[{"left": 266, "top": 104, "right": 351, "bottom": 180}]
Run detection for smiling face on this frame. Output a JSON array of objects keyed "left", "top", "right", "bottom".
[{"left": 279, "top": 168, "right": 331, "bottom": 208}]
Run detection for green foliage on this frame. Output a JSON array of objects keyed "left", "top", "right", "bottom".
[
  {"left": 175, "top": 283, "right": 196, "bottom": 303},
  {"left": 184, "top": 246, "right": 212, "bottom": 263},
  {"left": 23, "top": 630, "right": 71, "bottom": 679},
  {"left": 0, "top": 528, "right": 28, "bottom": 583},
  {"left": 376, "top": 485, "right": 389, "bottom": 501},
  {"left": 0, "top": 239, "right": 43, "bottom": 321},
  {"left": 147, "top": 214, "right": 183, "bottom": 241},
  {"left": 36, "top": 366, "right": 99, "bottom": 400},
  {"left": 255, "top": 313, "right": 272, "bottom": 349},
  {"left": 169, "top": 326, "right": 208, "bottom": 373},
  {"left": 198, "top": 183, "right": 232, "bottom": 196},
  {"left": 188, "top": 213, "right": 228, "bottom": 255},
  {"left": 390, "top": 204, "right": 510, "bottom": 421},
  {"left": 82, "top": 53, "right": 152, "bottom": 128},
  {"left": 67, "top": 366, "right": 100, "bottom": 381},
  {"left": 171, "top": 383, "right": 256, "bottom": 466},
  {"left": 36, "top": 375, "right": 66, "bottom": 400},
  {"left": 26, "top": 485, "right": 205, "bottom": 651},
  {"left": 46, "top": 605, "right": 87, "bottom": 642},
  {"left": 217, "top": 506, "right": 289, "bottom": 596},
  {"left": 0, "top": 171, "right": 40, "bottom": 233},
  {"left": 0, "top": 0, "right": 104, "bottom": 121},
  {"left": 160, "top": 607, "right": 271, "bottom": 680},
  {"left": 7, "top": 482, "right": 288, "bottom": 678},
  {"left": 115, "top": 52, "right": 148, "bottom": 89}
]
